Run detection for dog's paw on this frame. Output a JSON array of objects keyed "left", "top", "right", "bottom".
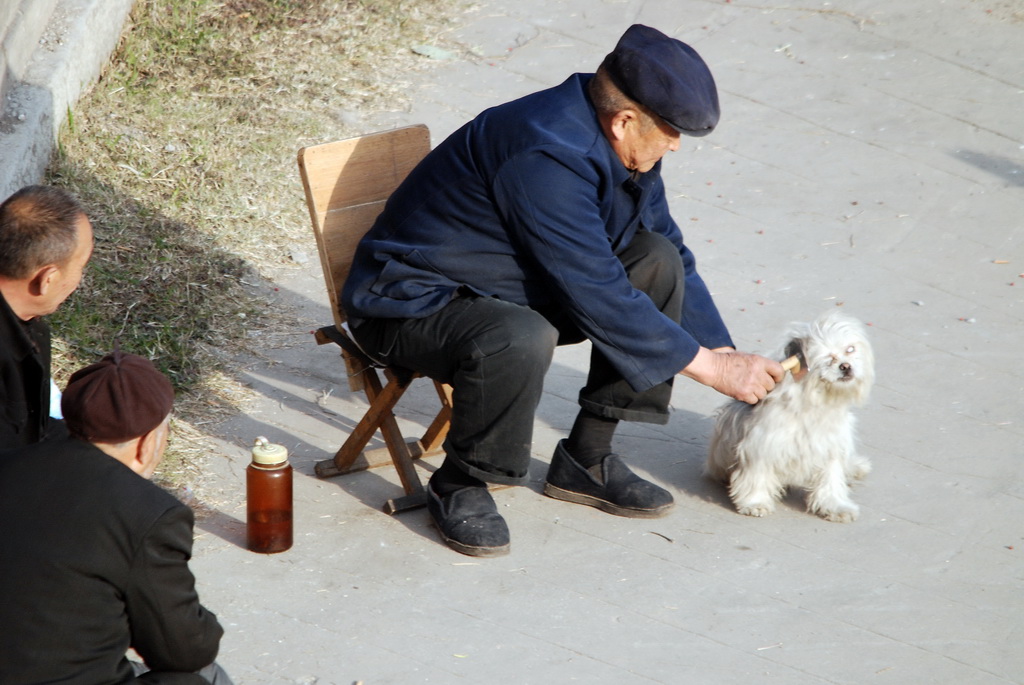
[
  {"left": 819, "top": 503, "right": 859, "bottom": 523},
  {"left": 735, "top": 501, "right": 774, "bottom": 517}
]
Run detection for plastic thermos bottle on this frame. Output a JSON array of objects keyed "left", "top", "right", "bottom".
[{"left": 246, "top": 437, "right": 293, "bottom": 553}]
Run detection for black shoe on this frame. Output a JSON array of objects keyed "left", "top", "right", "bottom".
[
  {"left": 543, "top": 440, "right": 674, "bottom": 518},
  {"left": 426, "top": 482, "right": 510, "bottom": 557}
]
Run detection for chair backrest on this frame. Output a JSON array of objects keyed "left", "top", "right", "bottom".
[{"left": 297, "top": 124, "right": 431, "bottom": 328}]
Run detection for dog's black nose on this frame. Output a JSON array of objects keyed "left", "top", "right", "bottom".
[{"left": 839, "top": 362, "right": 852, "bottom": 376}]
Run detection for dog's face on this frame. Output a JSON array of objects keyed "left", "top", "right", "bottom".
[{"left": 785, "top": 311, "right": 874, "bottom": 405}]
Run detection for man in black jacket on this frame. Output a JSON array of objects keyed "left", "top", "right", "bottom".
[
  {"left": 0, "top": 350, "right": 232, "bottom": 684},
  {"left": 0, "top": 185, "right": 94, "bottom": 447}
]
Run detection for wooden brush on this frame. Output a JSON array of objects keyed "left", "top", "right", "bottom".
[{"left": 781, "top": 354, "right": 802, "bottom": 374}]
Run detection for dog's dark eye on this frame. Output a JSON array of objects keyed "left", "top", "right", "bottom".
[{"left": 845, "top": 345, "right": 855, "bottom": 354}]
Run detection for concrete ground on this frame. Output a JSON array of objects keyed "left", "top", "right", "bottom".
[{"left": 186, "top": 1, "right": 1022, "bottom": 683}]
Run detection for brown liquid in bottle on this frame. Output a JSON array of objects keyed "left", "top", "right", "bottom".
[{"left": 246, "top": 438, "right": 293, "bottom": 553}]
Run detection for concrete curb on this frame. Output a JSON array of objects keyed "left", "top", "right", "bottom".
[{"left": 0, "top": 0, "right": 132, "bottom": 199}]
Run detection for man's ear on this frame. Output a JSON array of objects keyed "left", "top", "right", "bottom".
[
  {"left": 133, "top": 427, "right": 161, "bottom": 473},
  {"left": 27, "top": 265, "right": 59, "bottom": 297},
  {"left": 608, "top": 109, "right": 640, "bottom": 142}
]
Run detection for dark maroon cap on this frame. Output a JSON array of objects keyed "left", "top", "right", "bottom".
[
  {"left": 603, "top": 24, "right": 720, "bottom": 137},
  {"left": 62, "top": 350, "right": 175, "bottom": 442}
]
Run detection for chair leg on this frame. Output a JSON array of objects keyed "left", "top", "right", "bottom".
[
  {"left": 314, "top": 367, "right": 412, "bottom": 477},
  {"left": 375, "top": 370, "right": 424, "bottom": 497},
  {"left": 314, "top": 357, "right": 453, "bottom": 515},
  {"left": 418, "top": 382, "right": 453, "bottom": 455}
]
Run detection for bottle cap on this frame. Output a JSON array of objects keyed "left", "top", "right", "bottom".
[{"left": 251, "top": 436, "right": 288, "bottom": 465}]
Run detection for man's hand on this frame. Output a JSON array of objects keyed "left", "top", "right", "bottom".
[{"left": 679, "top": 347, "right": 785, "bottom": 404}]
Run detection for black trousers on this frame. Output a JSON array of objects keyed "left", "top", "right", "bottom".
[{"left": 351, "top": 231, "right": 685, "bottom": 486}]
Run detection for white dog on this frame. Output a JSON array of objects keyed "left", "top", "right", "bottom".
[{"left": 706, "top": 310, "right": 874, "bottom": 522}]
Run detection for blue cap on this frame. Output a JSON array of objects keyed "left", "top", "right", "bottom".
[{"left": 602, "top": 25, "right": 720, "bottom": 137}]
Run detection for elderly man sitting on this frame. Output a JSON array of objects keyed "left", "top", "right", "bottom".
[
  {"left": 342, "top": 24, "right": 783, "bottom": 556},
  {"left": 0, "top": 350, "right": 232, "bottom": 684}
]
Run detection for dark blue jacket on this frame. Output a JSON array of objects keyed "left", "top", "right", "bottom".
[{"left": 343, "top": 74, "right": 734, "bottom": 392}]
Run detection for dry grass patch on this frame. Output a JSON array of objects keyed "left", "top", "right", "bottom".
[{"left": 47, "top": 0, "right": 463, "bottom": 489}]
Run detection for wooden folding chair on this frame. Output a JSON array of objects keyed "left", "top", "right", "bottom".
[{"left": 297, "top": 125, "right": 452, "bottom": 514}]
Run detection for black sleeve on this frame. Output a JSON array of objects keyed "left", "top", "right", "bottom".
[{"left": 125, "top": 504, "right": 224, "bottom": 672}]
